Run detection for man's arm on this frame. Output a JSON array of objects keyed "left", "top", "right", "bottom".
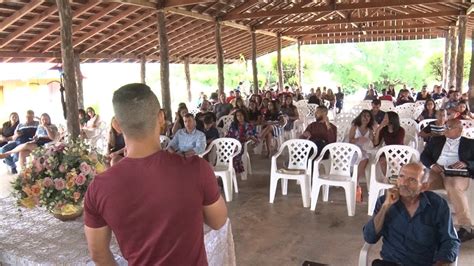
[
  {"left": 203, "top": 196, "right": 228, "bottom": 230},
  {"left": 434, "top": 198, "right": 460, "bottom": 264},
  {"left": 84, "top": 225, "right": 116, "bottom": 266},
  {"left": 363, "top": 189, "right": 398, "bottom": 243},
  {"left": 193, "top": 132, "right": 206, "bottom": 155},
  {"left": 420, "top": 137, "right": 437, "bottom": 168},
  {"left": 167, "top": 132, "right": 179, "bottom": 152}
]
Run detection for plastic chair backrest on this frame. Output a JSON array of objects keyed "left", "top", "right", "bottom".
[
  {"left": 412, "top": 105, "right": 425, "bottom": 120},
  {"left": 210, "top": 138, "right": 242, "bottom": 168},
  {"left": 306, "top": 104, "right": 319, "bottom": 117},
  {"left": 337, "top": 124, "right": 350, "bottom": 142},
  {"left": 400, "top": 118, "right": 418, "bottom": 136},
  {"left": 434, "top": 98, "right": 444, "bottom": 109},
  {"left": 374, "top": 145, "right": 420, "bottom": 178},
  {"left": 283, "top": 139, "right": 318, "bottom": 170},
  {"left": 460, "top": 119, "right": 474, "bottom": 130},
  {"left": 351, "top": 105, "right": 366, "bottom": 115},
  {"left": 160, "top": 135, "right": 170, "bottom": 149},
  {"left": 463, "top": 128, "right": 474, "bottom": 139},
  {"left": 414, "top": 100, "right": 426, "bottom": 108},
  {"left": 417, "top": 119, "right": 436, "bottom": 132},
  {"left": 189, "top": 108, "right": 200, "bottom": 116},
  {"left": 335, "top": 112, "right": 356, "bottom": 124},
  {"left": 380, "top": 100, "right": 394, "bottom": 111},
  {"left": 322, "top": 143, "right": 361, "bottom": 176},
  {"left": 322, "top": 99, "right": 330, "bottom": 108},
  {"left": 217, "top": 115, "right": 234, "bottom": 132}
]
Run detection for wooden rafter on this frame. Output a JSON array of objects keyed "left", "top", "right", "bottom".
[
  {"left": 224, "top": 0, "right": 462, "bottom": 21},
  {"left": 301, "top": 29, "right": 443, "bottom": 42},
  {"left": 0, "top": 5, "right": 57, "bottom": 49},
  {"left": 284, "top": 21, "right": 452, "bottom": 36},
  {"left": 0, "top": 0, "right": 43, "bottom": 32},
  {"left": 72, "top": 5, "right": 140, "bottom": 48},
  {"left": 42, "top": 3, "right": 121, "bottom": 52},
  {"left": 19, "top": 1, "right": 100, "bottom": 52},
  {"left": 257, "top": 10, "right": 460, "bottom": 30},
  {"left": 80, "top": 9, "right": 156, "bottom": 53},
  {"left": 223, "top": 0, "right": 260, "bottom": 17}
]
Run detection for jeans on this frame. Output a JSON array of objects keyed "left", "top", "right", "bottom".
[{"left": 1, "top": 141, "right": 19, "bottom": 169}]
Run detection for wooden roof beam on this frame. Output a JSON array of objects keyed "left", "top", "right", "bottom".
[
  {"left": 192, "top": 30, "right": 255, "bottom": 58},
  {"left": 169, "top": 26, "right": 235, "bottom": 56},
  {"left": 257, "top": 10, "right": 460, "bottom": 29},
  {"left": 301, "top": 29, "right": 443, "bottom": 42},
  {"left": 72, "top": 5, "right": 140, "bottom": 48},
  {"left": 224, "top": 0, "right": 462, "bottom": 21},
  {"left": 0, "top": 5, "right": 57, "bottom": 49},
  {"left": 80, "top": 10, "right": 156, "bottom": 53},
  {"left": 0, "top": 0, "right": 43, "bottom": 32},
  {"left": 112, "top": 28, "right": 156, "bottom": 54},
  {"left": 19, "top": 1, "right": 100, "bottom": 52},
  {"left": 284, "top": 21, "right": 453, "bottom": 36},
  {"left": 42, "top": 3, "right": 121, "bottom": 52},
  {"left": 224, "top": 0, "right": 260, "bottom": 16}
]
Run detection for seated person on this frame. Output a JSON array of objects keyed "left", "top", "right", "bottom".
[
  {"left": 0, "top": 112, "right": 19, "bottom": 147},
  {"left": 171, "top": 105, "right": 188, "bottom": 136},
  {"left": 421, "top": 119, "right": 474, "bottom": 242},
  {"left": 443, "top": 90, "right": 461, "bottom": 111},
  {"left": 78, "top": 109, "right": 89, "bottom": 128},
  {"left": 202, "top": 114, "right": 219, "bottom": 146},
  {"left": 364, "top": 88, "right": 378, "bottom": 101},
  {"left": 1, "top": 110, "right": 38, "bottom": 174},
  {"left": 214, "top": 93, "right": 232, "bottom": 120},
  {"left": 395, "top": 89, "right": 414, "bottom": 106},
  {"left": 0, "top": 113, "right": 57, "bottom": 169},
  {"left": 195, "top": 100, "right": 216, "bottom": 131},
  {"left": 432, "top": 85, "right": 447, "bottom": 101},
  {"left": 82, "top": 107, "right": 101, "bottom": 138},
  {"left": 107, "top": 117, "right": 126, "bottom": 166},
  {"left": 300, "top": 105, "right": 337, "bottom": 157},
  {"left": 416, "top": 85, "right": 431, "bottom": 101},
  {"left": 226, "top": 109, "right": 258, "bottom": 175},
  {"left": 378, "top": 89, "right": 393, "bottom": 102},
  {"left": 416, "top": 99, "right": 436, "bottom": 122},
  {"left": 280, "top": 95, "right": 299, "bottom": 131},
  {"left": 363, "top": 163, "right": 460, "bottom": 266},
  {"left": 419, "top": 109, "right": 447, "bottom": 143},
  {"left": 259, "top": 100, "right": 285, "bottom": 157},
  {"left": 247, "top": 100, "right": 262, "bottom": 125},
  {"left": 371, "top": 99, "right": 386, "bottom": 125},
  {"left": 455, "top": 100, "right": 474, "bottom": 120},
  {"left": 167, "top": 114, "right": 206, "bottom": 157}
]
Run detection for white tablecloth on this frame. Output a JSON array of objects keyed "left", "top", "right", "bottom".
[{"left": 0, "top": 197, "right": 235, "bottom": 266}]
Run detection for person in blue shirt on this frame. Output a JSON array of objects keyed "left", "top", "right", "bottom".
[
  {"left": 167, "top": 114, "right": 206, "bottom": 157},
  {"left": 363, "top": 163, "right": 460, "bottom": 266}
]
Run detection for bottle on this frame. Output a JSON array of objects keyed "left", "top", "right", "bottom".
[{"left": 356, "top": 185, "right": 363, "bottom": 203}]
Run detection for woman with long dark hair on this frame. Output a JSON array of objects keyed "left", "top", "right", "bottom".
[
  {"left": 259, "top": 100, "right": 284, "bottom": 157},
  {"left": 281, "top": 95, "right": 299, "bottom": 131},
  {"left": 373, "top": 111, "right": 405, "bottom": 147},
  {"left": 171, "top": 105, "right": 189, "bottom": 136},
  {"left": 226, "top": 109, "right": 257, "bottom": 175},
  {"left": 416, "top": 99, "right": 437, "bottom": 122}
]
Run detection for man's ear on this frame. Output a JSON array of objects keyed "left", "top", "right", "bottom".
[
  {"left": 157, "top": 110, "right": 165, "bottom": 135},
  {"left": 111, "top": 117, "right": 122, "bottom": 134}
]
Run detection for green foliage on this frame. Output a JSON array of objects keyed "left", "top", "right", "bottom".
[
  {"left": 270, "top": 55, "right": 307, "bottom": 87},
  {"left": 425, "top": 53, "right": 443, "bottom": 81}
]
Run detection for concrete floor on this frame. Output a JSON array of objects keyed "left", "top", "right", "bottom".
[
  {"left": 227, "top": 154, "right": 474, "bottom": 266},
  {"left": 1, "top": 154, "right": 474, "bottom": 266}
]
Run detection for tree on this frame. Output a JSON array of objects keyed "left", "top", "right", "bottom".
[
  {"left": 425, "top": 53, "right": 443, "bottom": 81},
  {"left": 270, "top": 56, "right": 307, "bottom": 87}
]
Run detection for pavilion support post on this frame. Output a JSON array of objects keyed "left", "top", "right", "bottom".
[
  {"left": 297, "top": 38, "right": 302, "bottom": 89},
  {"left": 74, "top": 53, "right": 84, "bottom": 110},
  {"left": 56, "top": 0, "right": 80, "bottom": 138},
  {"left": 277, "top": 33, "right": 283, "bottom": 92},
  {"left": 251, "top": 30, "right": 258, "bottom": 95},
  {"left": 456, "top": 14, "right": 467, "bottom": 92},
  {"left": 140, "top": 55, "right": 146, "bottom": 84},
  {"left": 448, "top": 26, "right": 457, "bottom": 90},
  {"left": 468, "top": 29, "right": 474, "bottom": 110},
  {"left": 443, "top": 34, "right": 450, "bottom": 90},
  {"left": 157, "top": 10, "right": 171, "bottom": 120},
  {"left": 215, "top": 20, "right": 225, "bottom": 95},
  {"left": 184, "top": 56, "right": 191, "bottom": 102}
]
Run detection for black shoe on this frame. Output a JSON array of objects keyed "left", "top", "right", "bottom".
[
  {"left": 11, "top": 167, "right": 17, "bottom": 174},
  {"left": 457, "top": 228, "right": 474, "bottom": 242}
]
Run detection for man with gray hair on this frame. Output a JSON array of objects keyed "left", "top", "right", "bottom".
[
  {"left": 84, "top": 83, "right": 227, "bottom": 265},
  {"left": 363, "top": 163, "right": 459, "bottom": 266}
]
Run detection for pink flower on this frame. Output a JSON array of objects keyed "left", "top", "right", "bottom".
[
  {"left": 58, "top": 164, "right": 66, "bottom": 173},
  {"left": 43, "top": 177, "right": 53, "bottom": 188},
  {"left": 74, "top": 174, "right": 86, "bottom": 186},
  {"left": 79, "top": 162, "right": 91, "bottom": 175},
  {"left": 34, "top": 160, "right": 43, "bottom": 173},
  {"left": 54, "top": 178, "right": 66, "bottom": 190}
]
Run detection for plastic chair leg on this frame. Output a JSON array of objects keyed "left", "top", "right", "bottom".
[
  {"left": 221, "top": 173, "right": 232, "bottom": 202},
  {"left": 282, "top": 179, "right": 288, "bottom": 195},
  {"left": 322, "top": 185, "right": 329, "bottom": 202},
  {"left": 310, "top": 183, "right": 321, "bottom": 211},
  {"left": 368, "top": 187, "right": 379, "bottom": 216},
  {"left": 344, "top": 184, "right": 356, "bottom": 216},
  {"left": 269, "top": 175, "right": 278, "bottom": 203},
  {"left": 300, "top": 177, "right": 310, "bottom": 208},
  {"left": 232, "top": 170, "right": 239, "bottom": 193}
]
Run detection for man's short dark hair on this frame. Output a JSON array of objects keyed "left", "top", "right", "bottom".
[
  {"left": 372, "top": 99, "right": 381, "bottom": 105},
  {"left": 317, "top": 105, "right": 328, "bottom": 113},
  {"left": 203, "top": 114, "right": 214, "bottom": 125},
  {"left": 112, "top": 83, "right": 160, "bottom": 138},
  {"left": 183, "top": 113, "right": 194, "bottom": 120}
]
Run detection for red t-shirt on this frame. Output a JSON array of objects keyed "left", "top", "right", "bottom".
[{"left": 84, "top": 151, "right": 220, "bottom": 265}]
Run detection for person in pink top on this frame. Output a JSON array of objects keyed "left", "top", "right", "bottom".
[{"left": 84, "top": 83, "right": 227, "bottom": 265}]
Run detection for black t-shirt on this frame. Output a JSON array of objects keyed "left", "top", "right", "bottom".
[
  {"left": 195, "top": 112, "right": 216, "bottom": 131},
  {"left": 1, "top": 121, "right": 18, "bottom": 138}
]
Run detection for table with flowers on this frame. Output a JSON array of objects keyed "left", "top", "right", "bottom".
[{"left": 0, "top": 197, "right": 236, "bottom": 265}]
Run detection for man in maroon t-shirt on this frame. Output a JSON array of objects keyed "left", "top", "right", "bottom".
[{"left": 84, "top": 83, "right": 227, "bottom": 265}]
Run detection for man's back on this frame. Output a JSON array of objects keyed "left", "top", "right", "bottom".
[{"left": 84, "top": 151, "right": 220, "bottom": 265}]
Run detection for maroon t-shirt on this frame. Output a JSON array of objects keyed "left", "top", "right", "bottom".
[{"left": 84, "top": 151, "right": 220, "bottom": 265}]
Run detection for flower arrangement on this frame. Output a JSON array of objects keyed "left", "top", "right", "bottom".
[{"left": 12, "top": 138, "right": 106, "bottom": 218}]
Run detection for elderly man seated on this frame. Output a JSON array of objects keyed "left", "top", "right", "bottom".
[
  {"left": 421, "top": 118, "right": 474, "bottom": 242},
  {"left": 363, "top": 163, "right": 460, "bottom": 266},
  {"left": 167, "top": 114, "right": 206, "bottom": 157}
]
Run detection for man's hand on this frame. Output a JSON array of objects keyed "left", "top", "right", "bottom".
[
  {"left": 450, "top": 161, "right": 467, "bottom": 169},
  {"left": 184, "top": 150, "right": 196, "bottom": 157},
  {"left": 431, "top": 163, "right": 444, "bottom": 173},
  {"left": 383, "top": 188, "right": 399, "bottom": 207}
]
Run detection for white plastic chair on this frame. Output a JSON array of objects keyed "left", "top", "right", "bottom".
[
  {"left": 394, "top": 103, "right": 415, "bottom": 119},
  {"left": 269, "top": 139, "right": 317, "bottom": 208},
  {"left": 336, "top": 123, "right": 351, "bottom": 142},
  {"left": 367, "top": 145, "right": 420, "bottom": 216},
  {"left": 460, "top": 119, "right": 474, "bottom": 130},
  {"left": 463, "top": 127, "right": 474, "bottom": 139},
  {"left": 310, "top": 143, "right": 362, "bottom": 216},
  {"left": 160, "top": 135, "right": 170, "bottom": 149},
  {"left": 400, "top": 118, "right": 419, "bottom": 149},
  {"left": 200, "top": 138, "right": 242, "bottom": 202},
  {"left": 380, "top": 100, "right": 394, "bottom": 112},
  {"left": 434, "top": 98, "right": 444, "bottom": 109},
  {"left": 412, "top": 104, "right": 425, "bottom": 120},
  {"left": 306, "top": 103, "right": 319, "bottom": 118},
  {"left": 217, "top": 115, "right": 234, "bottom": 135},
  {"left": 416, "top": 118, "right": 436, "bottom": 132}
]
